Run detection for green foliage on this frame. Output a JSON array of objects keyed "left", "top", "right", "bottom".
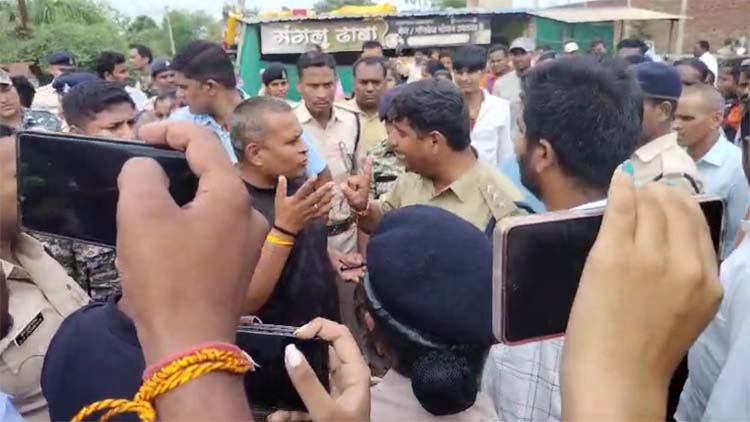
[
  {"left": 0, "top": 0, "right": 224, "bottom": 68},
  {"left": 164, "top": 9, "right": 223, "bottom": 53},
  {"left": 435, "top": 0, "right": 466, "bottom": 8},
  {"left": 312, "top": 0, "right": 374, "bottom": 14},
  {"left": 0, "top": 21, "right": 126, "bottom": 69},
  {"left": 128, "top": 15, "right": 158, "bottom": 33}
]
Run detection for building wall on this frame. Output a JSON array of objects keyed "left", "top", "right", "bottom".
[{"left": 590, "top": 0, "right": 750, "bottom": 54}]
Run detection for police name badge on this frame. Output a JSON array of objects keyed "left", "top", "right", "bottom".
[{"left": 14, "top": 312, "right": 44, "bottom": 347}]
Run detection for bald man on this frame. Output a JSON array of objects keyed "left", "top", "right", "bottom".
[{"left": 674, "top": 84, "right": 750, "bottom": 258}]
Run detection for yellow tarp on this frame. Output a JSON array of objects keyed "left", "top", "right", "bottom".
[{"left": 329, "top": 3, "right": 397, "bottom": 17}]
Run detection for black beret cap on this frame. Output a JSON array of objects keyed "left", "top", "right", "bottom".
[
  {"left": 635, "top": 61, "right": 682, "bottom": 101},
  {"left": 47, "top": 51, "right": 75, "bottom": 67},
  {"left": 52, "top": 72, "right": 97, "bottom": 94},
  {"left": 366, "top": 205, "right": 494, "bottom": 346},
  {"left": 150, "top": 58, "right": 172, "bottom": 77},
  {"left": 262, "top": 62, "right": 288, "bottom": 85}
]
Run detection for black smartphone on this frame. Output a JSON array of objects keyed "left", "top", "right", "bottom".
[
  {"left": 16, "top": 131, "right": 199, "bottom": 247},
  {"left": 493, "top": 196, "right": 725, "bottom": 345},
  {"left": 236, "top": 323, "right": 329, "bottom": 414}
]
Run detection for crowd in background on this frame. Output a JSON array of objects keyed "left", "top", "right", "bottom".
[{"left": 0, "top": 29, "right": 749, "bottom": 422}]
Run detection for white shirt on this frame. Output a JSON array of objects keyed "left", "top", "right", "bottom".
[
  {"left": 471, "top": 91, "right": 512, "bottom": 166},
  {"left": 481, "top": 200, "right": 605, "bottom": 422},
  {"left": 676, "top": 229, "right": 750, "bottom": 421},
  {"left": 125, "top": 86, "right": 148, "bottom": 111},
  {"left": 699, "top": 52, "right": 719, "bottom": 85}
]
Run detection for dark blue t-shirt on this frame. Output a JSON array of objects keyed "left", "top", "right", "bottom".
[{"left": 41, "top": 297, "right": 143, "bottom": 421}]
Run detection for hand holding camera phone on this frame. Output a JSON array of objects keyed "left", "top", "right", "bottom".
[{"left": 493, "top": 194, "right": 724, "bottom": 344}]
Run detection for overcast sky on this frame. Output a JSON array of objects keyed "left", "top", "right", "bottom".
[{"left": 102, "top": 0, "right": 586, "bottom": 21}]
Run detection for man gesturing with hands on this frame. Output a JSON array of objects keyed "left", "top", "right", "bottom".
[{"left": 231, "top": 97, "right": 341, "bottom": 325}]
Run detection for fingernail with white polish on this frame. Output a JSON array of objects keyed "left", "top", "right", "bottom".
[{"left": 285, "top": 344, "right": 303, "bottom": 369}]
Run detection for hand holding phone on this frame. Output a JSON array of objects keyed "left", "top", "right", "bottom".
[
  {"left": 268, "top": 318, "right": 371, "bottom": 422},
  {"left": 561, "top": 175, "right": 722, "bottom": 420}
]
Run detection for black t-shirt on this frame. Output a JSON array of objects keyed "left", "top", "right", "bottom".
[
  {"left": 41, "top": 297, "right": 143, "bottom": 422},
  {"left": 245, "top": 179, "right": 340, "bottom": 326}
]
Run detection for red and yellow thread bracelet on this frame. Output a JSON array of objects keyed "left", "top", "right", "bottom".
[{"left": 72, "top": 343, "right": 255, "bottom": 422}]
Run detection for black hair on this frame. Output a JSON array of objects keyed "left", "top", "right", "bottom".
[
  {"left": 452, "top": 45, "right": 487, "bottom": 73},
  {"left": 172, "top": 41, "right": 236, "bottom": 88},
  {"left": 439, "top": 49, "right": 452, "bottom": 59},
  {"left": 94, "top": 51, "right": 126, "bottom": 79},
  {"left": 741, "top": 64, "right": 750, "bottom": 79},
  {"left": 522, "top": 57, "right": 640, "bottom": 192},
  {"left": 296, "top": 51, "right": 337, "bottom": 79},
  {"left": 720, "top": 63, "right": 742, "bottom": 83},
  {"left": 11, "top": 75, "right": 35, "bottom": 108},
  {"left": 623, "top": 54, "right": 651, "bottom": 65},
  {"left": 488, "top": 44, "right": 508, "bottom": 56},
  {"left": 590, "top": 38, "right": 606, "bottom": 48},
  {"left": 368, "top": 301, "right": 488, "bottom": 416},
  {"left": 353, "top": 56, "right": 387, "bottom": 78},
  {"left": 674, "top": 58, "right": 710, "bottom": 82},
  {"left": 155, "top": 90, "right": 177, "bottom": 104},
  {"left": 617, "top": 38, "right": 648, "bottom": 55},
  {"left": 537, "top": 51, "right": 559, "bottom": 63},
  {"left": 129, "top": 44, "right": 153, "bottom": 63},
  {"left": 62, "top": 80, "right": 135, "bottom": 128},
  {"left": 387, "top": 78, "right": 470, "bottom": 152},
  {"left": 428, "top": 48, "right": 440, "bottom": 56},
  {"left": 423, "top": 59, "right": 447, "bottom": 77},
  {"left": 362, "top": 40, "right": 383, "bottom": 51},
  {"left": 698, "top": 40, "right": 710, "bottom": 52}
]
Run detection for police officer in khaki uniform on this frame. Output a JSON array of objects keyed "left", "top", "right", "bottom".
[
  {"left": 30, "top": 51, "right": 76, "bottom": 116},
  {"left": 293, "top": 51, "right": 364, "bottom": 256},
  {"left": 343, "top": 78, "right": 522, "bottom": 236},
  {"left": 0, "top": 137, "right": 89, "bottom": 421},
  {"left": 621, "top": 62, "right": 703, "bottom": 194}
]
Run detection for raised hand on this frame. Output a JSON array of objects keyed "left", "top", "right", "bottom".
[
  {"left": 274, "top": 176, "right": 335, "bottom": 235},
  {"left": 561, "top": 173, "right": 722, "bottom": 420},
  {"left": 341, "top": 158, "right": 373, "bottom": 213}
]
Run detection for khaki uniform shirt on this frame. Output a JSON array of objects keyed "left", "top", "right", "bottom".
[
  {"left": 341, "top": 98, "right": 387, "bottom": 153},
  {"left": 371, "top": 370, "right": 499, "bottom": 421},
  {"left": 0, "top": 234, "right": 89, "bottom": 421},
  {"left": 380, "top": 159, "right": 522, "bottom": 232},
  {"left": 295, "top": 103, "right": 363, "bottom": 254},
  {"left": 625, "top": 132, "right": 703, "bottom": 194},
  {"left": 29, "top": 84, "right": 60, "bottom": 116}
]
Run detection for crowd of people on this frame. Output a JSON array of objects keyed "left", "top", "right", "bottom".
[{"left": 0, "top": 30, "right": 749, "bottom": 422}]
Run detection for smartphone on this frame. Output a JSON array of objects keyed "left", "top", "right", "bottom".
[
  {"left": 493, "top": 196, "right": 724, "bottom": 345},
  {"left": 16, "top": 131, "right": 199, "bottom": 247},
  {"left": 236, "top": 323, "right": 329, "bottom": 414}
]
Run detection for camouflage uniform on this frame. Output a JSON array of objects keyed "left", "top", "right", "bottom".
[
  {"left": 367, "top": 139, "right": 405, "bottom": 201},
  {"left": 34, "top": 235, "right": 120, "bottom": 301},
  {"left": 20, "top": 109, "right": 62, "bottom": 132},
  {"left": 132, "top": 70, "right": 152, "bottom": 96}
]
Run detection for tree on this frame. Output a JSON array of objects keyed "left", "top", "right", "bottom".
[
  {"left": 312, "top": 0, "right": 374, "bottom": 14},
  {"left": 128, "top": 15, "right": 157, "bottom": 33}
]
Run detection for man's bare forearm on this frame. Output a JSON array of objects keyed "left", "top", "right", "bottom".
[
  {"left": 357, "top": 201, "right": 385, "bottom": 234},
  {"left": 243, "top": 235, "right": 293, "bottom": 314}
]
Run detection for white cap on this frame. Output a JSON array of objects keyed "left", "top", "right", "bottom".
[{"left": 564, "top": 42, "right": 580, "bottom": 54}]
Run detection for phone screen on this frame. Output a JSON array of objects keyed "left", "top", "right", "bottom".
[
  {"left": 17, "top": 131, "right": 198, "bottom": 247},
  {"left": 500, "top": 198, "right": 724, "bottom": 344}
]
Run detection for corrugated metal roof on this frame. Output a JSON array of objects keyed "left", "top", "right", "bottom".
[
  {"left": 239, "top": 8, "right": 529, "bottom": 25},
  {"left": 529, "top": 7, "right": 689, "bottom": 23}
]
